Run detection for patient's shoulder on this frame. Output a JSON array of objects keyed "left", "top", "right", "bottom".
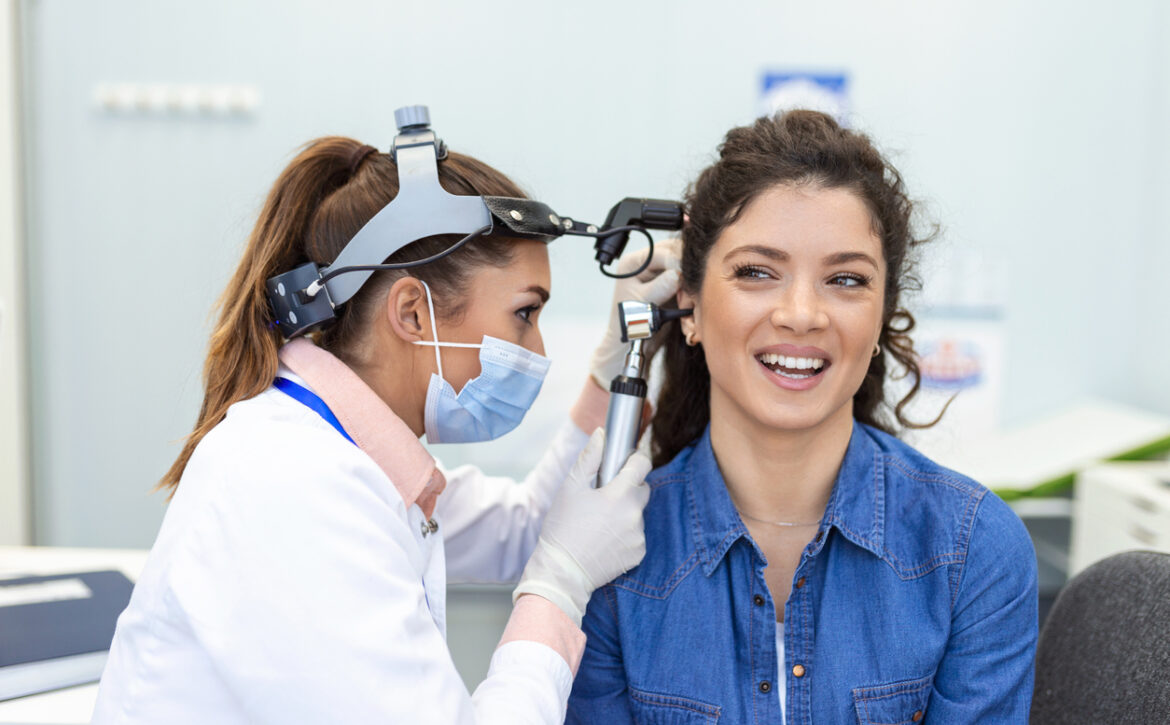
[{"left": 608, "top": 454, "right": 702, "bottom": 599}]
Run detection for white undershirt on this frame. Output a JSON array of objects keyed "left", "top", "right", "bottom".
[{"left": 776, "top": 623, "right": 787, "bottom": 724}]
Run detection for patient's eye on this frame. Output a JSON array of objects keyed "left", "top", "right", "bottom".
[
  {"left": 733, "top": 264, "right": 773, "bottom": 280},
  {"left": 828, "top": 272, "right": 870, "bottom": 288}
]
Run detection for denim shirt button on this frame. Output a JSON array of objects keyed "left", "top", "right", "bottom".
[
  {"left": 753, "top": 595, "right": 765, "bottom": 606},
  {"left": 795, "top": 577, "right": 806, "bottom": 589},
  {"left": 814, "top": 530, "right": 824, "bottom": 543},
  {"left": 792, "top": 664, "right": 806, "bottom": 678},
  {"left": 758, "top": 681, "right": 771, "bottom": 693},
  {"left": 912, "top": 711, "right": 924, "bottom": 722}
]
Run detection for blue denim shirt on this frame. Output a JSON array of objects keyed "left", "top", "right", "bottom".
[{"left": 568, "top": 421, "right": 1038, "bottom": 724}]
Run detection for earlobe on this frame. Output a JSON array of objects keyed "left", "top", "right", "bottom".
[
  {"left": 386, "top": 277, "right": 429, "bottom": 343},
  {"left": 677, "top": 289, "right": 700, "bottom": 344}
]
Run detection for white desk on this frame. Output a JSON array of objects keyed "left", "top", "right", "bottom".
[
  {"left": 925, "top": 400, "right": 1170, "bottom": 495},
  {"left": 0, "top": 547, "right": 148, "bottom": 725}
]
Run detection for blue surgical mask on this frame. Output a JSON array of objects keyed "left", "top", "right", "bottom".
[{"left": 412, "top": 281, "right": 551, "bottom": 444}]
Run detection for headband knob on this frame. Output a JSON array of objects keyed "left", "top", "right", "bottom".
[{"left": 394, "top": 105, "right": 431, "bottom": 131}]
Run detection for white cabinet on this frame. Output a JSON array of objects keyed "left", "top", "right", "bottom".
[{"left": 1070, "top": 462, "right": 1170, "bottom": 576}]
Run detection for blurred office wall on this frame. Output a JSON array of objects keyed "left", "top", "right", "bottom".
[
  {"left": 16, "top": 0, "right": 1170, "bottom": 547},
  {"left": 1, "top": 0, "right": 29, "bottom": 544},
  {"left": 1145, "top": 4, "right": 1170, "bottom": 414}
]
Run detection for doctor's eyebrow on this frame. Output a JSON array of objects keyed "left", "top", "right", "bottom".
[{"left": 524, "top": 285, "right": 550, "bottom": 303}]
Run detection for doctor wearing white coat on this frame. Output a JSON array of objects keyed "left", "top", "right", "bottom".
[{"left": 92, "top": 133, "right": 680, "bottom": 724}]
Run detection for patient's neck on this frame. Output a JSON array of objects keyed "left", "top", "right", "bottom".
[{"left": 708, "top": 395, "right": 854, "bottom": 525}]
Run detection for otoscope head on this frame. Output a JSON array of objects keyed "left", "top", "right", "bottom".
[
  {"left": 617, "top": 300, "right": 694, "bottom": 342},
  {"left": 598, "top": 300, "right": 693, "bottom": 490}
]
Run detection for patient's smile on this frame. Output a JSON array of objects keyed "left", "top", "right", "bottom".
[{"left": 756, "top": 352, "right": 828, "bottom": 379}]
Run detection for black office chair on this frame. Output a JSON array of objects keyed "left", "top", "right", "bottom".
[{"left": 1030, "top": 550, "right": 1170, "bottom": 723}]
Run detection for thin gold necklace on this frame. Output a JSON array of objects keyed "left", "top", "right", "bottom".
[{"left": 737, "top": 509, "right": 821, "bottom": 528}]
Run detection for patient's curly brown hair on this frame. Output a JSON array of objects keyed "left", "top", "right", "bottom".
[{"left": 651, "top": 110, "right": 937, "bottom": 467}]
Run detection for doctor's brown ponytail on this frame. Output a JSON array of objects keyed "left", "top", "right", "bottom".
[{"left": 159, "top": 138, "right": 526, "bottom": 493}]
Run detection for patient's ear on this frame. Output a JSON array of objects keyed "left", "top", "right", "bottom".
[
  {"left": 385, "top": 277, "right": 430, "bottom": 343},
  {"left": 678, "top": 289, "right": 700, "bottom": 344}
]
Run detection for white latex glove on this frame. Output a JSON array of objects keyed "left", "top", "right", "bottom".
[
  {"left": 590, "top": 237, "right": 683, "bottom": 387},
  {"left": 513, "top": 428, "right": 652, "bottom": 626}
]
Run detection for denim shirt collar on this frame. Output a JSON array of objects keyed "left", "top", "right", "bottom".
[{"left": 685, "top": 420, "right": 885, "bottom": 576}]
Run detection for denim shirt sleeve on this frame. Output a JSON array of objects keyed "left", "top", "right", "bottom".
[
  {"left": 567, "top": 585, "right": 634, "bottom": 724},
  {"left": 927, "top": 491, "right": 1039, "bottom": 722}
]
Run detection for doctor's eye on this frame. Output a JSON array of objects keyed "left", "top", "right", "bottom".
[{"left": 515, "top": 304, "right": 541, "bottom": 323}]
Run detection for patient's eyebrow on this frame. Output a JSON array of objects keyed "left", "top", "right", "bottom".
[
  {"left": 723, "top": 245, "right": 789, "bottom": 263},
  {"left": 823, "top": 251, "right": 880, "bottom": 269}
]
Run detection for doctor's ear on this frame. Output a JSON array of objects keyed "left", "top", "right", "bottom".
[{"left": 385, "top": 277, "right": 431, "bottom": 343}]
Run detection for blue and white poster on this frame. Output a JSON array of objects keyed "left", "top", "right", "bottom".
[{"left": 759, "top": 72, "right": 850, "bottom": 124}]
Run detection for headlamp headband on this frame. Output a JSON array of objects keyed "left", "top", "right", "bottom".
[{"left": 266, "top": 105, "right": 684, "bottom": 339}]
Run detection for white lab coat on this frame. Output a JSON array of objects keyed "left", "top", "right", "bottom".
[{"left": 91, "top": 373, "right": 589, "bottom": 724}]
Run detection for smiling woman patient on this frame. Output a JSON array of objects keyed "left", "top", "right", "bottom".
[{"left": 566, "top": 111, "right": 1039, "bottom": 724}]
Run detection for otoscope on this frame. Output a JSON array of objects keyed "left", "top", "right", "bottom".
[{"left": 595, "top": 301, "right": 692, "bottom": 488}]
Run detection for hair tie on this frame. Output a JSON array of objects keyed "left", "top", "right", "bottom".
[{"left": 348, "top": 144, "right": 378, "bottom": 177}]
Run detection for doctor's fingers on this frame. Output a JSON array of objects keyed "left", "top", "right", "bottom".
[
  {"left": 594, "top": 494, "right": 649, "bottom": 573},
  {"left": 616, "top": 236, "right": 683, "bottom": 277},
  {"left": 568, "top": 428, "right": 607, "bottom": 484},
  {"left": 601, "top": 451, "right": 652, "bottom": 502},
  {"left": 640, "top": 268, "right": 681, "bottom": 306},
  {"left": 652, "top": 237, "right": 683, "bottom": 270}
]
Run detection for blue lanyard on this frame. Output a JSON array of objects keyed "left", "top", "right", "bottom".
[{"left": 273, "top": 377, "right": 356, "bottom": 445}]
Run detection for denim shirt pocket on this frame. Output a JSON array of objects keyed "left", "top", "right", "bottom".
[
  {"left": 629, "top": 686, "right": 721, "bottom": 723},
  {"left": 851, "top": 675, "right": 933, "bottom": 725}
]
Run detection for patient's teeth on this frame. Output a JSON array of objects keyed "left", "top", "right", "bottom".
[{"left": 757, "top": 352, "right": 828, "bottom": 370}]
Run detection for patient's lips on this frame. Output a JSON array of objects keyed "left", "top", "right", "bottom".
[{"left": 755, "top": 344, "right": 830, "bottom": 391}]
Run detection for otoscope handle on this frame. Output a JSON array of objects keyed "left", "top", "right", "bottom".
[{"left": 595, "top": 376, "right": 648, "bottom": 488}]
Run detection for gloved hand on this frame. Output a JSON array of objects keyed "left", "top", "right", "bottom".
[
  {"left": 590, "top": 237, "right": 683, "bottom": 387},
  {"left": 513, "top": 428, "right": 652, "bottom": 626}
]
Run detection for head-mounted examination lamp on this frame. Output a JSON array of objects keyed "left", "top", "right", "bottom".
[{"left": 266, "top": 105, "right": 685, "bottom": 339}]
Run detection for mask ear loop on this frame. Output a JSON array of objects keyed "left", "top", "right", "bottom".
[
  {"left": 413, "top": 280, "right": 483, "bottom": 381},
  {"left": 420, "top": 280, "right": 444, "bottom": 381}
]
